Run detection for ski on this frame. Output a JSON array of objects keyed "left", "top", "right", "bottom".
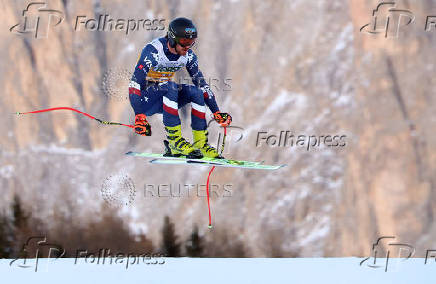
[
  {"left": 125, "top": 151, "right": 285, "bottom": 170},
  {"left": 149, "top": 158, "right": 285, "bottom": 170},
  {"left": 126, "top": 151, "right": 263, "bottom": 165}
]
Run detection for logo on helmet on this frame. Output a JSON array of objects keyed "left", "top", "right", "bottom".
[{"left": 185, "top": 27, "right": 196, "bottom": 37}]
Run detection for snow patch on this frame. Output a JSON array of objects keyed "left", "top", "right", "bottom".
[
  {"left": 0, "top": 165, "right": 14, "bottom": 178},
  {"left": 28, "top": 144, "right": 105, "bottom": 157},
  {"left": 334, "top": 23, "right": 353, "bottom": 52},
  {"left": 264, "top": 90, "right": 307, "bottom": 115},
  {"left": 298, "top": 215, "right": 330, "bottom": 247},
  {"left": 278, "top": 57, "right": 288, "bottom": 66}
]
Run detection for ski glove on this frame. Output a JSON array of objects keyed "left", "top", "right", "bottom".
[
  {"left": 213, "top": 112, "right": 232, "bottom": 127},
  {"left": 134, "top": 114, "right": 152, "bottom": 136}
]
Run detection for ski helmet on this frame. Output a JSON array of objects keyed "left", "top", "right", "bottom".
[{"left": 167, "top": 17, "right": 197, "bottom": 48}]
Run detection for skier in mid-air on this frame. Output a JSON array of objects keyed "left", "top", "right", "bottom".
[{"left": 129, "top": 17, "right": 232, "bottom": 159}]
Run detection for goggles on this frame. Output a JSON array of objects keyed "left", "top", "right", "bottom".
[{"left": 177, "top": 38, "right": 196, "bottom": 48}]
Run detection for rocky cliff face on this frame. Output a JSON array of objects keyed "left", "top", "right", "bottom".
[{"left": 1, "top": 0, "right": 435, "bottom": 257}]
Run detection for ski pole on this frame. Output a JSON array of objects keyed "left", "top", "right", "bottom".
[{"left": 16, "top": 107, "right": 135, "bottom": 128}]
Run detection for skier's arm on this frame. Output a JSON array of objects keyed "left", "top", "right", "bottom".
[
  {"left": 129, "top": 44, "right": 158, "bottom": 115},
  {"left": 129, "top": 44, "right": 158, "bottom": 136},
  {"left": 186, "top": 52, "right": 220, "bottom": 113}
]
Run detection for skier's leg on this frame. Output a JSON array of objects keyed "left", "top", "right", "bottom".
[
  {"left": 161, "top": 81, "right": 202, "bottom": 158},
  {"left": 129, "top": 81, "right": 150, "bottom": 115},
  {"left": 159, "top": 81, "right": 179, "bottom": 126},
  {"left": 129, "top": 81, "right": 163, "bottom": 136},
  {"left": 129, "top": 81, "right": 164, "bottom": 116},
  {"left": 179, "top": 84, "right": 222, "bottom": 158},
  {"left": 178, "top": 84, "right": 207, "bottom": 130}
]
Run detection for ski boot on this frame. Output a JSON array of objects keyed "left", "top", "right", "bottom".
[
  {"left": 164, "top": 125, "right": 203, "bottom": 159},
  {"left": 192, "top": 130, "right": 223, "bottom": 159}
]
